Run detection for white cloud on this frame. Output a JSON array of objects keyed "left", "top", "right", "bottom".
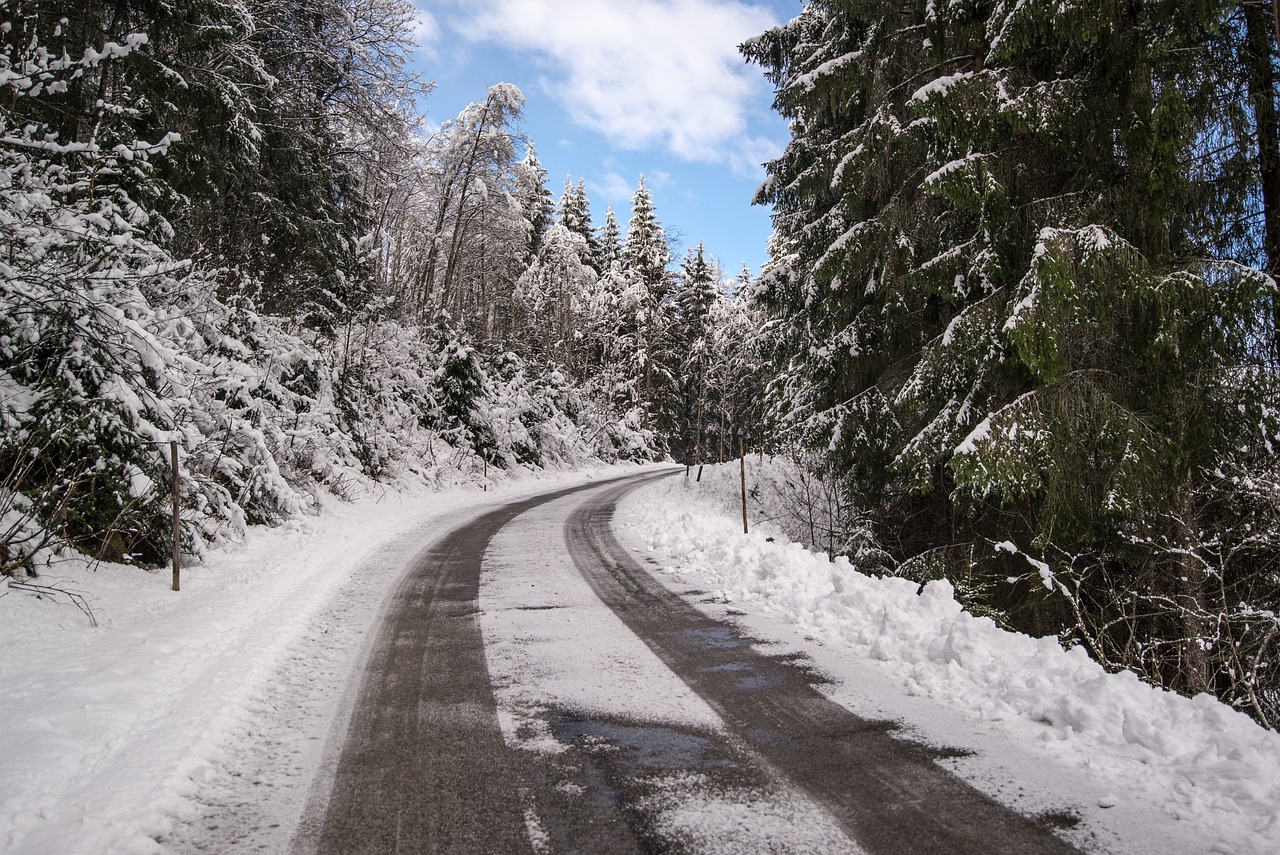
[
  {"left": 590, "top": 170, "right": 637, "bottom": 204},
  {"left": 729, "top": 133, "right": 785, "bottom": 176},
  {"left": 411, "top": 4, "right": 441, "bottom": 52},
  {"left": 453, "top": 0, "right": 781, "bottom": 168}
]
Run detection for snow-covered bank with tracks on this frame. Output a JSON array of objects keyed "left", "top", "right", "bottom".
[{"left": 621, "top": 465, "right": 1280, "bottom": 855}]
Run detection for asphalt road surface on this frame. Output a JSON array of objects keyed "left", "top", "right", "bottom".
[{"left": 291, "top": 471, "right": 1081, "bottom": 854}]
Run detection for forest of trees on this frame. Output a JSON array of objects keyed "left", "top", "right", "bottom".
[
  {"left": 0, "top": 0, "right": 763, "bottom": 574},
  {"left": 743, "top": 0, "right": 1280, "bottom": 728},
  {"left": 3, "top": 0, "right": 1278, "bottom": 733}
]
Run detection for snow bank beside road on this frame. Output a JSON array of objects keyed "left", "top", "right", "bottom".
[{"left": 622, "top": 469, "right": 1280, "bottom": 855}]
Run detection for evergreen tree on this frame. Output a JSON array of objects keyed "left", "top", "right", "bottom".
[
  {"left": 745, "top": 0, "right": 1280, "bottom": 712},
  {"left": 514, "top": 223, "right": 597, "bottom": 374},
  {"left": 150, "top": 0, "right": 425, "bottom": 328},
  {"left": 515, "top": 145, "right": 555, "bottom": 268},
  {"left": 557, "top": 177, "right": 602, "bottom": 272},
  {"left": 623, "top": 175, "right": 677, "bottom": 448},
  {"left": 598, "top": 204, "right": 624, "bottom": 271},
  {"left": 709, "top": 270, "right": 768, "bottom": 464},
  {"left": 673, "top": 242, "right": 721, "bottom": 464},
  {"left": 623, "top": 175, "right": 672, "bottom": 295},
  {"left": 0, "top": 6, "right": 185, "bottom": 564}
]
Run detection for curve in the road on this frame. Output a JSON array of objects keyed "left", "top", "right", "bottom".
[
  {"left": 293, "top": 472, "right": 671, "bottom": 855},
  {"left": 564, "top": 477, "right": 1083, "bottom": 855}
]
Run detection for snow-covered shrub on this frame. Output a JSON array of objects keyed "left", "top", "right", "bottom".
[
  {"left": 331, "top": 315, "right": 444, "bottom": 482},
  {"left": 683, "top": 455, "right": 892, "bottom": 573},
  {"left": 573, "top": 366, "right": 657, "bottom": 462},
  {"left": 0, "top": 17, "right": 195, "bottom": 564},
  {"left": 0, "top": 4, "right": 662, "bottom": 577},
  {"left": 174, "top": 288, "right": 357, "bottom": 538}
]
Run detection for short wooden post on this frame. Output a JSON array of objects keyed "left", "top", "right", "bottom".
[
  {"left": 483, "top": 455, "right": 488, "bottom": 492},
  {"left": 739, "top": 435, "right": 748, "bottom": 535},
  {"left": 170, "top": 440, "right": 180, "bottom": 592}
]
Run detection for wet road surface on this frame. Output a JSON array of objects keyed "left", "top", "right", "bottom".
[
  {"left": 293, "top": 472, "right": 1081, "bottom": 854},
  {"left": 565, "top": 478, "right": 1081, "bottom": 855}
]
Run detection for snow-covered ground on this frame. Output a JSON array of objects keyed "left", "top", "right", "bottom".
[
  {"left": 5, "top": 459, "right": 1278, "bottom": 855},
  {"left": 618, "top": 465, "right": 1280, "bottom": 855},
  {"left": 0, "top": 463, "right": 656, "bottom": 855}
]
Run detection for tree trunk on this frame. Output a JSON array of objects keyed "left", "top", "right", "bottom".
[
  {"left": 719, "top": 390, "right": 725, "bottom": 463},
  {"left": 1273, "top": 0, "right": 1280, "bottom": 57},
  {"left": 694, "top": 380, "right": 704, "bottom": 467},
  {"left": 426, "top": 96, "right": 496, "bottom": 316},
  {"left": 1175, "top": 482, "right": 1211, "bottom": 695},
  {"left": 1246, "top": 0, "right": 1280, "bottom": 360}
]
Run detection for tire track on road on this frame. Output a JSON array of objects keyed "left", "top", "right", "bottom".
[
  {"left": 565, "top": 478, "right": 1083, "bottom": 855},
  {"left": 293, "top": 472, "right": 668, "bottom": 855}
]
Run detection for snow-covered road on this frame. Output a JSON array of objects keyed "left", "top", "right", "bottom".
[
  {"left": 4, "top": 463, "right": 1278, "bottom": 854},
  {"left": 294, "top": 470, "right": 1075, "bottom": 854}
]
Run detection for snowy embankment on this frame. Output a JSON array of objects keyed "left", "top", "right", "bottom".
[
  {"left": 620, "top": 463, "right": 1280, "bottom": 855},
  {"left": 0, "top": 463, "right": 654, "bottom": 855}
]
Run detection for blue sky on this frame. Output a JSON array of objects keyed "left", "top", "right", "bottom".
[{"left": 411, "top": 0, "right": 800, "bottom": 277}]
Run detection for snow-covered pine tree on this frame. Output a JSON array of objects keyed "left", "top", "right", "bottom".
[
  {"left": 157, "top": 0, "right": 425, "bottom": 329},
  {"left": 515, "top": 144, "right": 555, "bottom": 269},
  {"left": 622, "top": 175, "right": 679, "bottom": 449},
  {"left": 557, "top": 178, "right": 603, "bottom": 273},
  {"left": 745, "top": 0, "right": 1280, "bottom": 713},
  {"left": 590, "top": 207, "right": 646, "bottom": 433},
  {"left": 672, "top": 242, "right": 721, "bottom": 464},
  {"left": 598, "top": 204, "right": 624, "bottom": 272},
  {"left": 0, "top": 4, "right": 330, "bottom": 564},
  {"left": 710, "top": 265, "right": 767, "bottom": 462},
  {"left": 514, "top": 223, "right": 597, "bottom": 374},
  {"left": 0, "top": 5, "right": 187, "bottom": 566}
]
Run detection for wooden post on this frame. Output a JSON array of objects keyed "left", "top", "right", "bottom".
[
  {"left": 739, "top": 435, "right": 748, "bottom": 535},
  {"left": 170, "top": 440, "right": 180, "bottom": 592},
  {"left": 483, "top": 455, "right": 488, "bottom": 492}
]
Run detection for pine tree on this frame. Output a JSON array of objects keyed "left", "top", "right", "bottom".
[
  {"left": 745, "top": 0, "right": 1280, "bottom": 710},
  {"left": 623, "top": 175, "right": 677, "bottom": 447},
  {"left": 557, "top": 177, "right": 602, "bottom": 272},
  {"left": 708, "top": 269, "right": 767, "bottom": 464},
  {"left": 623, "top": 175, "right": 672, "bottom": 295},
  {"left": 673, "top": 242, "right": 721, "bottom": 464},
  {"left": 514, "top": 223, "right": 597, "bottom": 374},
  {"left": 598, "top": 205, "right": 624, "bottom": 271},
  {"left": 0, "top": 5, "right": 198, "bottom": 563},
  {"left": 515, "top": 145, "right": 555, "bottom": 268}
]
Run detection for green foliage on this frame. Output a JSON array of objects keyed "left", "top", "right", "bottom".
[{"left": 745, "top": 0, "right": 1280, "bottom": 716}]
